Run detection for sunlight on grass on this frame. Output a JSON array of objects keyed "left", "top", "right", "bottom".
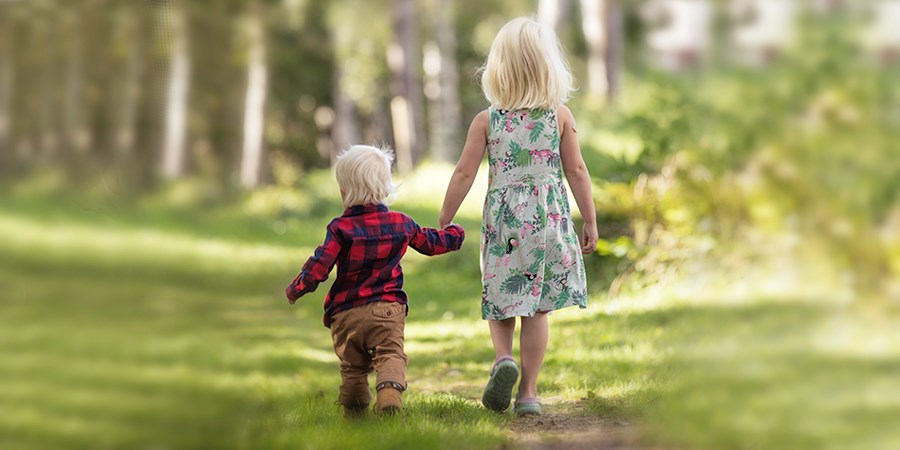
[
  {"left": 0, "top": 214, "right": 305, "bottom": 275},
  {"left": 393, "top": 162, "right": 488, "bottom": 221},
  {"left": 2, "top": 195, "right": 897, "bottom": 450}
]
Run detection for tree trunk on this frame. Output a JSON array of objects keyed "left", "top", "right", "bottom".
[
  {"left": 605, "top": 0, "right": 622, "bottom": 100},
  {"left": 0, "top": 42, "right": 12, "bottom": 156},
  {"left": 539, "top": 0, "right": 571, "bottom": 30},
  {"left": 369, "top": 98, "right": 391, "bottom": 149},
  {"left": 63, "top": 11, "right": 89, "bottom": 156},
  {"left": 239, "top": 5, "right": 267, "bottom": 188},
  {"left": 430, "top": 0, "right": 461, "bottom": 163},
  {"left": 113, "top": 6, "right": 142, "bottom": 159},
  {"left": 580, "top": 0, "right": 608, "bottom": 98},
  {"left": 331, "top": 65, "right": 361, "bottom": 163},
  {"left": 161, "top": 1, "right": 190, "bottom": 179},
  {"left": 388, "top": 0, "right": 426, "bottom": 173}
]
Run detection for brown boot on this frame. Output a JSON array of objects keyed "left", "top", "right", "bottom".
[{"left": 375, "top": 381, "right": 404, "bottom": 414}]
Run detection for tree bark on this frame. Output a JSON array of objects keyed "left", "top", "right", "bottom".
[
  {"left": 539, "top": 0, "right": 571, "bottom": 30},
  {"left": 388, "top": 0, "right": 426, "bottom": 173},
  {"left": 0, "top": 40, "right": 12, "bottom": 156},
  {"left": 331, "top": 65, "right": 361, "bottom": 163},
  {"left": 63, "top": 11, "right": 89, "bottom": 156},
  {"left": 239, "top": 4, "right": 267, "bottom": 188},
  {"left": 434, "top": 0, "right": 461, "bottom": 162},
  {"left": 605, "top": 0, "right": 622, "bottom": 100},
  {"left": 161, "top": 1, "right": 190, "bottom": 179},
  {"left": 580, "top": 0, "right": 609, "bottom": 98},
  {"left": 113, "top": 6, "right": 142, "bottom": 159}
]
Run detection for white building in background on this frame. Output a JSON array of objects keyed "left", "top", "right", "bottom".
[
  {"left": 730, "top": 0, "right": 796, "bottom": 66},
  {"left": 866, "top": 1, "right": 900, "bottom": 64},
  {"left": 644, "top": 0, "right": 713, "bottom": 71}
]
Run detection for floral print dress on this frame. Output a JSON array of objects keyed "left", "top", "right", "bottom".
[{"left": 480, "top": 107, "right": 588, "bottom": 320}]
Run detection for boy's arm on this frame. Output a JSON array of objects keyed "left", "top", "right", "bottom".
[
  {"left": 558, "top": 106, "right": 598, "bottom": 255},
  {"left": 409, "top": 221, "right": 465, "bottom": 256},
  {"left": 439, "top": 111, "right": 489, "bottom": 228},
  {"left": 285, "top": 222, "right": 343, "bottom": 304}
]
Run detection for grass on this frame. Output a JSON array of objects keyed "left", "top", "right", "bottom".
[{"left": 1, "top": 172, "right": 898, "bottom": 450}]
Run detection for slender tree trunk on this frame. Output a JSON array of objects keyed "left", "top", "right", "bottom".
[
  {"left": 63, "top": 11, "right": 89, "bottom": 156},
  {"left": 434, "top": 0, "right": 461, "bottom": 162},
  {"left": 539, "top": 0, "right": 571, "bottom": 30},
  {"left": 161, "top": 2, "right": 190, "bottom": 179},
  {"left": 331, "top": 65, "right": 361, "bottom": 162},
  {"left": 0, "top": 42, "right": 12, "bottom": 156},
  {"left": 605, "top": 0, "right": 622, "bottom": 100},
  {"left": 580, "top": 0, "right": 608, "bottom": 98},
  {"left": 388, "top": 0, "right": 426, "bottom": 173},
  {"left": 239, "top": 5, "right": 267, "bottom": 188},
  {"left": 39, "top": 30, "right": 58, "bottom": 159},
  {"left": 369, "top": 98, "right": 391, "bottom": 148},
  {"left": 113, "top": 7, "right": 142, "bottom": 159}
]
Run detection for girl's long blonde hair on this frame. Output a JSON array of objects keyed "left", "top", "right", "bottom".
[{"left": 480, "top": 17, "right": 574, "bottom": 111}]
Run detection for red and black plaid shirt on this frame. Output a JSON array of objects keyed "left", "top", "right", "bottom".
[{"left": 286, "top": 203, "right": 465, "bottom": 327}]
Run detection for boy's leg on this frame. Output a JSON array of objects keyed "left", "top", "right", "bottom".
[
  {"left": 367, "top": 302, "right": 408, "bottom": 413},
  {"left": 517, "top": 312, "right": 549, "bottom": 400},
  {"left": 331, "top": 309, "right": 374, "bottom": 414}
]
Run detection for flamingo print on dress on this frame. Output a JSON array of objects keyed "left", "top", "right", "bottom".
[
  {"left": 529, "top": 149, "right": 554, "bottom": 164},
  {"left": 480, "top": 107, "right": 587, "bottom": 320}
]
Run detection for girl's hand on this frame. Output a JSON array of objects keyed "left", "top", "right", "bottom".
[
  {"left": 581, "top": 222, "right": 598, "bottom": 255},
  {"left": 438, "top": 214, "right": 453, "bottom": 230}
]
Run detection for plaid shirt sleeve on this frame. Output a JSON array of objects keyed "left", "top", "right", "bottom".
[
  {"left": 285, "top": 221, "right": 343, "bottom": 304},
  {"left": 408, "top": 222, "right": 465, "bottom": 256}
]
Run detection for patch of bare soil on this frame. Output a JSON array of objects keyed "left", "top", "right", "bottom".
[{"left": 507, "top": 399, "right": 646, "bottom": 450}]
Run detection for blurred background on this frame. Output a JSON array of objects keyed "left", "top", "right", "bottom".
[{"left": 0, "top": 1, "right": 898, "bottom": 449}]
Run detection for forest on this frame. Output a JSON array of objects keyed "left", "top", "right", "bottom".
[{"left": 0, "top": 1, "right": 898, "bottom": 449}]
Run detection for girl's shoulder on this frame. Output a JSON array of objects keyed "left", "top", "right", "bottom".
[{"left": 556, "top": 105, "right": 575, "bottom": 130}]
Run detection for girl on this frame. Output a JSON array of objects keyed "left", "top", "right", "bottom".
[{"left": 438, "top": 17, "right": 597, "bottom": 417}]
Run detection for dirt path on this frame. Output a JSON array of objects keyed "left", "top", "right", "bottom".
[{"left": 507, "top": 400, "right": 641, "bottom": 450}]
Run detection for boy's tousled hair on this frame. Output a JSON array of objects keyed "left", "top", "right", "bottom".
[
  {"left": 334, "top": 145, "right": 396, "bottom": 209},
  {"left": 480, "top": 16, "right": 574, "bottom": 111}
]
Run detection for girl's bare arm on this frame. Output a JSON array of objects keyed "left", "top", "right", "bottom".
[
  {"left": 439, "top": 111, "right": 489, "bottom": 228},
  {"left": 558, "top": 106, "right": 598, "bottom": 254}
]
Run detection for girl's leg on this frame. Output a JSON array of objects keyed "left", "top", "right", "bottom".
[
  {"left": 488, "top": 318, "right": 516, "bottom": 360},
  {"left": 517, "top": 312, "right": 549, "bottom": 399}
]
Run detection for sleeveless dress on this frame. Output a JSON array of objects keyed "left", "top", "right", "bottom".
[{"left": 480, "top": 107, "right": 588, "bottom": 320}]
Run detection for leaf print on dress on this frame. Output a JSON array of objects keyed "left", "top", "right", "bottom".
[
  {"left": 528, "top": 120, "right": 545, "bottom": 143},
  {"left": 501, "top": 271, "right": 530, "bottom": 295},
  {"left": 480, "top": 107, "right": 588, "bottom": 320},
  {"left": 508, "top": 141, "right": 531, "bottom": 168}
]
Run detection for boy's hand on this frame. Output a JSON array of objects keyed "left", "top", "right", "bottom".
[
  {"left": 581, "top": 222, "right": 598, "bottom": 255},
  {"left": 285, "top": 286, "right": 300, "bottom": 305}
]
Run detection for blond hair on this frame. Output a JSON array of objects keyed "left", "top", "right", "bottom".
[
  {"left": 480, "top": 16, "right": 574, "bottom": 111},
  {"left": 334, "top": 145, "right": 396, "bottom": 208}
]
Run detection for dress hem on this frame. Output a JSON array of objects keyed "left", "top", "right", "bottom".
[{"left": 481, "top": 302, "right": 587, "bottom": 321}]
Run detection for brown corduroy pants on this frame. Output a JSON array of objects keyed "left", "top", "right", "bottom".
[{"left": 330, "top": 301, "right": 407, "bottom": 408}]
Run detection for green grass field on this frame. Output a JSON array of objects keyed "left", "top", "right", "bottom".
[{"left": 1, "top": 171, "right": 897, "bottom": 450}]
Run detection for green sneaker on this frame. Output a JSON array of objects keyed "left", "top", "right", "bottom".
[
  {"left": 481, "top": 358, "right": 519, "bottom": 412},
  {"left": 514, "top": 397, "right": 542, "bottom": 417}
]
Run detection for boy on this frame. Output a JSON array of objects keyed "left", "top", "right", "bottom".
[{"left": 286, "top": 145, "right": 465, "bottom": 416}]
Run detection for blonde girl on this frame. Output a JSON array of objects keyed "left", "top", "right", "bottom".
[{"left": 439, "top": 17, "right": 597, "bottom": 416}]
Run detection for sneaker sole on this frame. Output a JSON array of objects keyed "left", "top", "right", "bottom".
[
  {"left": 514, "top": 403, "right": 542, "bottom": 417},
  {"left": 482, "top": 362, "right": 519, "bottom": 412}
]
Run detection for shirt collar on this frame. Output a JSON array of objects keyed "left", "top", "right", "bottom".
[{"left": 343, "top": 203, "right": 388, "bottom": 216}]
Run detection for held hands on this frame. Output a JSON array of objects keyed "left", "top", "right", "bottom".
[
  {"left": 581, "top": 222, "right": 599, "bottom": 255},
  {"left": 438, "top": 214, "right": 454, "bottom": 230}
]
